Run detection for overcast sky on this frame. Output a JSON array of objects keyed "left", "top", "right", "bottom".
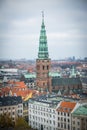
[{"left": 0, "top": 0, "right": 87, "bottom": 60}]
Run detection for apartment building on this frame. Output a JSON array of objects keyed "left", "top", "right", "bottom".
[
  {"left": 0, "top": 96, "right": 23, "bottom": 124},
  {"left": 23, "top": 100, "right": 28, "bottom": 122},
  {"left": 28, "top": 95, "right": 80, "bottom": 130},
  {"left": 71, "top": 105, "right": 87, "bottom": 130},
  {"left": 56, "top": 101, "right": 76, "bottom": 130},
  {"left": 28, "top": 95, "right": 61, "bottom": 130}
]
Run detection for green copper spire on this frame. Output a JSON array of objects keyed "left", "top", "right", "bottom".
[{"left": 38, "top": 11, "right": 49, "bottom": 59}]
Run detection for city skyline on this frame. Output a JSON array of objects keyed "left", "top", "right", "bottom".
[{"left": 0, "top": 0, "right": 87, "bottom": 60}]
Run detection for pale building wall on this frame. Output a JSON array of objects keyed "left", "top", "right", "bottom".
[
  {"left": 0, "top": 103, "right": 23, "bottom": 123},
  {"left": 28, "top": 101, "right": 58, "bottom": 130}
]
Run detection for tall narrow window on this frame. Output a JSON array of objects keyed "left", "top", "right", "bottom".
[
  {"left": 47, "top": 65, "right": 49, "bottom": 70},
  {"left": 37, "top": 65, "right": 40, "bottom": 70},
  {"left": 43, "top": 65, "right": 45, "bottom": 70}
]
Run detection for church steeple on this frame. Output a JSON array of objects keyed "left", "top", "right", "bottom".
[
  {"left": 38, "top": 11, "right": 49, "bottom": 59},
  {"left": 36, "top": 12, "right": 51, "bottom": 92}
]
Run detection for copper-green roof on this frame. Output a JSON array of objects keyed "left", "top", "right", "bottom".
[
  {"left": 24, "top": 73, "right": 36, "bottom": 79},
  {"left": 72, "top": 106, "right": 87, "bottom": 116},
  {"left": 38, "top": 12, "right": 49, "bottom": 59},
  {"left": 52, "top": 77, "right": 82, "bottom": 86},
  {"left": 49, "top": 72, "right": 61, "bottom": 77}
]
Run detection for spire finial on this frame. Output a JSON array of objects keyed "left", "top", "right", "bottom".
[{"left": 42, "top": 11, "right": 44, "bottom": 20}]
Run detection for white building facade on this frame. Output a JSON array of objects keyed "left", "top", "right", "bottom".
[
  {"left": 28, "top": 95, "right": 87, "bottom": 130},
  {"left": 28, "top": 97, "right": 58, "bottom": 130}
]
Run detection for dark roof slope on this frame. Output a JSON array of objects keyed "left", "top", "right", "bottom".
[
  {"left": 52, "top": 77, "right": 82, "bottom": 86},
  {"left": 0, "top": 96, "right": 22, "bottom": 107}
]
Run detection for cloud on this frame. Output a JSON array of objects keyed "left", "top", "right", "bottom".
[
  {"left": 47, "top": 30, "right": 87, "bottom": 41},
  {"left": 0, "top": 0, "right": 87, "bottom": 59}
]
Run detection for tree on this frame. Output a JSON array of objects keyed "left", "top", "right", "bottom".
[
  {"left": 0, "top": 114, "right": 36, "bottom": 130},
  {"left": 14, "top": 117, "right": 32, "bottom": 130},
  {"left": 0, "top": 113, "right": 14, "bottom": 128}
]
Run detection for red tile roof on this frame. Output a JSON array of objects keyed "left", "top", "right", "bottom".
[
  {"left": 0, "top": 81, "right": 35, "bottom": 100},
  {"left": 57, "top": 101, "right": 76, "bottom": 113}
]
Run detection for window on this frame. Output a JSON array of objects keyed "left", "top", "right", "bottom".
[
  {"left": 58, "top": 123, "right": 60, "bottom": 127},
  {"left": 68, "top": 113, "right": 69, "bottom": 116},
  {"left": 64, "top": 113, "right": 66, "bottom": 116},
  {"left": 43, "top": 65, "right": 45, "bottom": 70},
  {"left": 12, "top": 117, "right": 14, "bottom": 120},
  {"left": 53, "top": 115, "right": 55, "bottom": 118},
  {"left": 37, "top": 65, "right": 40, "bottom": 70},
  {"left": 77, "top": 122, "right": 80, "bottom": 125},
  {"left": 73, "top": 127, "right": 75, "bottom": 130},
  {"left": 12, "top": 112, "right": 14, "bottom": 115},
  {"left": 18, "top": 110, "right": 22, "bottom": 113},
  {"left": 64, "top": 124, "right": 66, "bottom": 129},
  {"left": 73, "top": 121, "right": 75, "bottom": 124},
  {"left": 68, "top": 124, "right": 70, "bottom": 130},
  {"left": 43, "top": 82, "right": 45, "bottom": 86},
  {"left": 64, "top": 118, "right": 66, "bottom": 122},
  {"left": 53, "top": 121, "right": 55, "bottom": 125},
  {"left": 61, "top": 123, "right": 63, "bottom": 128},
  {"left": 44, "top": 118, "right": 45, "bottom": 122},
  {"left": 47, "top": 65, "right": 49, "bottom": 70},
  {"left": 53, "top": 110, "right": 55, "bottom": 113},
  {"left": 58, "top": 117, "right": 59, "bottom": 120},
  {"left": 61, "top": 117, "right": 63, "bottom": 121},
  {"left": 68, "top": 119, "right": 70, "bottom": 122}
]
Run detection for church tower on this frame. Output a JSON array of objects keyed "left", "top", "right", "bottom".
[{"left": 36, "top": 12, "right": 51, "bottom": 92}]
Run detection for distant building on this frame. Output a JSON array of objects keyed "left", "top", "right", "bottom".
[
  {"left": 72, "top": 105, "right": 87, "bottom": 130},
  {"left": 81, "top": 77, "right": 87, "bottom": 93},
  {"left": 51, "top": 77, "right": 82, "bottom": 95},
  {"left": 0, "top": 81, "right": 33, "bottom": 101},
  {"left": 0, "top": 96, "right": 23, "bottom": 124},
  {"left": 20, "top": 73, "right": 36, "bottom": 89},
  {"left": 0, "top": 68, "right": 21, "bottom": 81}
]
